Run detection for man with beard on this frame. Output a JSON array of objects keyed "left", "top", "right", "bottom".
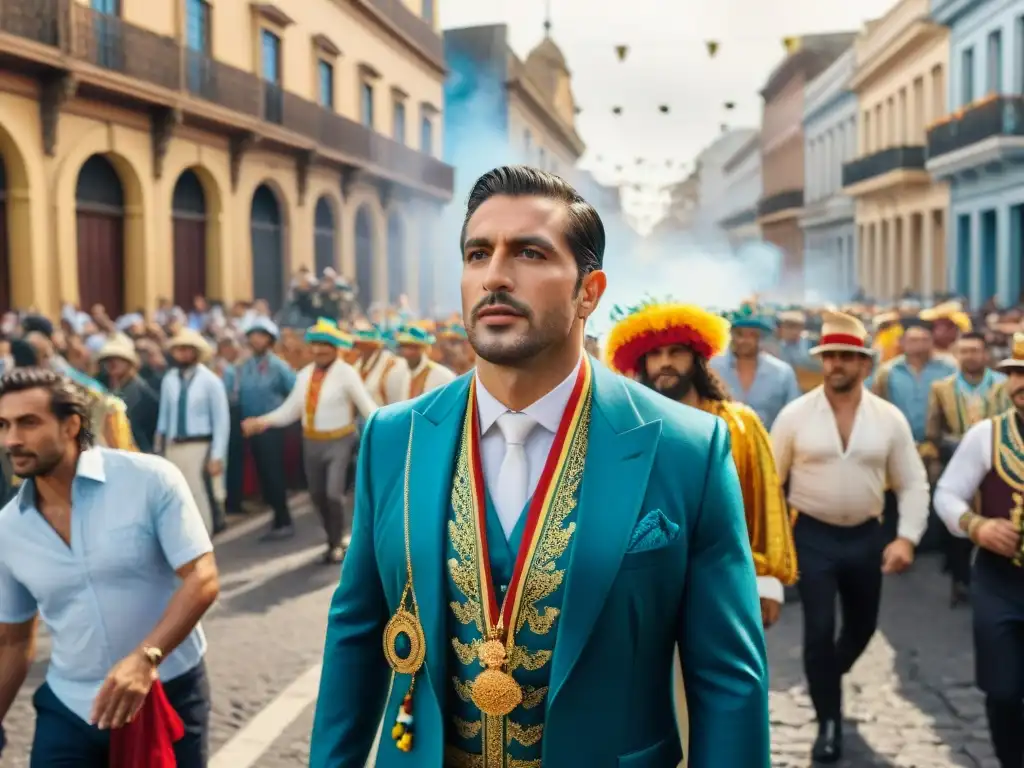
[
  {"left": 926, "top": 331, "right": 1009, "bottom": 606},
  {"left": 394, "top": 325, "right": 455, "bottom": 398},
  {"left": 604, "top": 300, "right": 797, "bottom": 621},
  {"left": 770, "top": 311, "right": 930, "bottom": 764},
  {"left": 155, "top": 329, "right": 231, "bottom": 535},
  {"left": 709, "top": 303, "right": 801, "bottom": 429},
  {"left": 934, "top": 332, "right": 1024, "bottom": 768},
  {"left": 310, "top": 166, "right": 770, "bottom": 768},
  {"left": 0, "top": 367, "right": 219, "bottom": 766}
]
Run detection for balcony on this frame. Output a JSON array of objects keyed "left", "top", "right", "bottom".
[
  {"left": 926, "top": 95, "right": 1024, "bottom": 180},
  {"left": 756, "top": 189, "right": 804, "bottom": 221},
  {"left": 353, "top": 0, "right": 444, "bottom": 71},
  {"left": 0, "top": 0, "right": 453, "bottom": 198},
  {"left": 841, "top": 146, "right": 929, "bottom": 196}
]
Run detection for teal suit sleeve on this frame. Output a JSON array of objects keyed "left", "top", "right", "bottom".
[
  {"left": 678, "top": 420, "right": 770, "bottom": 767},
  {"left": 310, "top": 412, "right": 391, "bottom": 767}
]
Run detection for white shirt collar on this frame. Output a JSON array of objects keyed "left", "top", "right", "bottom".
[{"left": 475, "top": 357, "right": 583, "bottom": 436}]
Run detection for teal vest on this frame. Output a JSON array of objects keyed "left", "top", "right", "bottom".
[{"left": 442, "top": 439, "right": 585, "bottom": 767}]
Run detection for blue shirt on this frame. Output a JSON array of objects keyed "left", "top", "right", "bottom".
[
  {"left": 879, "top": 356, "right": 958, "bottom": 442},
  {"left": 709, "top": 350, "right": 801, "bottom": 429},
  {"left": 224, "top": 353, "right": 296, "bottom": 418},
  {"left": 156, "top": 364, "right": 231, "bottom": 463},
  {"left": 0, "top": 449, "right": 212, "bottom": 723}
]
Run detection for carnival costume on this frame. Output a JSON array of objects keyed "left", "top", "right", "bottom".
[
  {"left": 395, "top": 325, "right": 456, "bottom": 399},
  {"left": 310, "top": 359, "right": 770, "bottom": 768},
  {"left": 605, "top": 300, "right": 798, "bottom": 596},
  {"left": 353, "top": 326, "right": 411, "bottom": 406}
]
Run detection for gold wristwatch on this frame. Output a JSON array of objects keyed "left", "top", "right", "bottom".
[{"left": 140, "top": 646, "right": 164, "bottom": 667}]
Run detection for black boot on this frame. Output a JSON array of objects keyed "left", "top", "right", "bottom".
[{"left": 812, "top": 718, "right": 842, "bottom": 763}]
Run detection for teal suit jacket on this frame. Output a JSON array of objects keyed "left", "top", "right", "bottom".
[{"left": 310, "top": 359, "right": 769, "bottom": 767}]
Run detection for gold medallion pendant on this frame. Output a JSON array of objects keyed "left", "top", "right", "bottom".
[
  {"left": 383, "top": 605, "right": 426, "bottom": 676},
  {"left": 471, "top": 639, "right": 523, "bottom": 716}
]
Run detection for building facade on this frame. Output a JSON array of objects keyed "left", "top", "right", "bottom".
[
  {"left": 928, "top": 0, "right": 1024, "bottom": 307},
  {"left": 441, "top": 24, "right": 584, "bottom": 311},
  {"left": 758, "top": 34, "right": 855, "bottom": 298},
  {"left": 717, "top": 132, "right": 762, "bottom": 244},
  {"left": 0, "top": 0, "right": 453, "bottom": 318},
  {"left": 802, "top": 48, "right": 858, "bottom": 300},
  {"left": 844, "top": 0, "right": 949, "bottom": 302},
  {"left": 694, "top": 128, "right": 758, "bottom": 234}
]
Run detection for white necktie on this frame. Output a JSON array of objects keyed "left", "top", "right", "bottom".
[{"left": 494, "top": 412, "right": 538, "bottom": 539}]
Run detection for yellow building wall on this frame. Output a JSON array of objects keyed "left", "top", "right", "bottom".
[
  {"left": 0, "top": 0, "right": 447, "bottom": 317},
  {"left": 0, "top": 81, "right": 430, "bottom": 317},
  {"left": 507, "top": 97, "right": 579, "bottom": 177},
  {"left": 851, "top": 8, "right": 950, "bottom": 300}
]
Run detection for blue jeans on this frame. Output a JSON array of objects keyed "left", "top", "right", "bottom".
[{"left": 30, "top": 661, "right": 210, "bottom": 767}]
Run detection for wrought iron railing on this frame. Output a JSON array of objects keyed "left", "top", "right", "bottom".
[
  {"left": 0, "top": 0, "right": 453, "bottom": 193},
  {"left": 927, "top": 96, "right": 1024, "bottom": 159},
  {"left": 757, "top": 189, "right": 804, "bottom": 218},
  {"left": 841, "top": 146, "right": 926, "bottom": 187}
]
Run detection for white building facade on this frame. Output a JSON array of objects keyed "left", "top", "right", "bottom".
[
  {"left": 716, "top": 132, "right": 762, "bottom": 244},
  {"left": 801, "top": 47, "right": 859, "bottom": 300}
]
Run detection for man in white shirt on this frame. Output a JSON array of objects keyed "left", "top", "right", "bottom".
[
  {"left": 242, "top": 319, "right": 376, "bottom": 563},
  {"left": 394, "top": 325, "right": 456, "bottom": 398},
  {"left": 310, "top": 166, "right": 770, "bottom": 768},
  {"left": 352, "top": 327, "right": 410, "bottom": 406},
  {"left": 933, "top": 332, "right": 1024, "bottom": 768},
  {"left": 771, "top": 310, "right": 930, "bottom": 764}
]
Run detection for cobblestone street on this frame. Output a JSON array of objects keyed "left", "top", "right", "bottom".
[{"left": 0, "top": 504, "right": 996, "bottom": 767}]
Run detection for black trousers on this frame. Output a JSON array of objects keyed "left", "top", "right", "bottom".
[
  {"left": 30, "top": 661, "right": 210, "bottom": 767},
  {"left": 225, "top": 403, "right": 245, "bottom": 514},
  {"left": 795, "top": 514, "right": 885, "bottom": 722},
  {"left": 972, "top": 550, "right": 1024, "bottom": 767},
  {"left": 249, "top": 427, "right": 292, "bottom": 529}
]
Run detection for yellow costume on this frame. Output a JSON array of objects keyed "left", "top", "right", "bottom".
[
  {"left": 605, "top": 299, "right": 798, "bottom": 589},
  {"left": 699, "top": 399, "right": 798, "bottom": 586}
]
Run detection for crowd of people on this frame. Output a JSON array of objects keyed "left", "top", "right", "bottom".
[{"left": 0, "top": 164, "right": 1021, "bottom": 767}]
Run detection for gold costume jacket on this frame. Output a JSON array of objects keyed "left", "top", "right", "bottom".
[
  {"left": 699, "top": 399, "right": 797, "bottom": 586},
  {"left": 926, "top": 374, "right": 1008, "bottom": 465}
]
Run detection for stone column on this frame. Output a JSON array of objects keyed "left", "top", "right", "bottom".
[
  {"left": 970, "top": 209, "right": 982, "bottom": 307},
  {"left": 996, "top": 204, "right": 1012, "bottom": 306},
  {"left": 921, "top": 210, "right": 934, "bottom": 301},
  {"left": 902, "top": 213, "right": 914, "bottom": 297}
]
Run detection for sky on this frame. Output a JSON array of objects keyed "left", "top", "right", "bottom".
[{"left": 439, "top": 0, "right": 897, "bottom": 228}]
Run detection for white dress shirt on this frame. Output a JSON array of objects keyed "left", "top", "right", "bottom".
[
  {"left": 771, "top": 387, "right": 931, "bottom": 544},
  {"left": 934, "top": 419, "right": 996, "bottom": 537},
  {"left": 263, "top": 361, "right": 377, "bottom": 433},
  {"left": 475, "top": 359, "right": 582, "bottom": 538}
]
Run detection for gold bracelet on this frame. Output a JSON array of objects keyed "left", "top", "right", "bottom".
[
  {"left": 967, "top": 515, "right": 987, "bottom": 544},
  {"left": 958, "top": 511, "right": 976, "bottom": 533}
]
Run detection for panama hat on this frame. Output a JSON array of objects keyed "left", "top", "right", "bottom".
[
  {"left": 166, "top": 328, "right": 213, "bottom": 363},
  {"left": 96, "top": 334, "right": 139, "bottom": 367},
  {"left": 810, "top": 311, "right": 872, "bottom": 356},
  {"left": 997, "top": 332, "right": 1024, "bottom": 372}
]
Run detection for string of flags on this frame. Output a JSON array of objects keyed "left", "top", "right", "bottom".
[{"left": 613, "top": 37, "right": 801, "bottom": 62}]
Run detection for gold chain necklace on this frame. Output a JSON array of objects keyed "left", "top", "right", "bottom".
[{"left": 382, "top": 420, "right": 427, "bottom": 752}]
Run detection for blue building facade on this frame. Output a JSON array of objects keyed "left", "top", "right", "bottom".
[
  {"left": 801, "top": 48, "right": 859, "bottom": 301},
  {"left": 929, "top": 0, "right": 1024, "bottom": 307}
]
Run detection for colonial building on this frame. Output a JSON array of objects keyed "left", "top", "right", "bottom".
[
  {"left": 928, "top": 0, "right": 1024, "bottom": 307},
  {"left": 717, "top": 132, "right": 762, "bottom": 245},
  {"left": 693, "top": 128, "right": 758, "bottom": 237},
  {"left": 802, "top": 47, "right": 858, "bottom": 300},
  {"left": 440, "top": 23, "right": 584, "bottom": 310},
  {"left": 651, "top": 171, "right": 700, "bottom": 235},
  {"left": 0, "top": 0, "right": 453, "bottom": 317},
  {"left": 844, "top": 0, "right": 949, "bottom": 302},
  {"left": 758, "top": 33, "right": 855, "bottom": 299}
]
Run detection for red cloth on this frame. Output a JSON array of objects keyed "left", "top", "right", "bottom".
[{"left": 109, "top": 680, "right": 184, "bottom": 768}]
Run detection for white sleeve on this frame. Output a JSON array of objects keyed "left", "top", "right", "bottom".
[
  {"left": 756, "top": 576, "right": 784, "bottom": 604},
  {"left": 886, "top": 406, "right": 932, "bottom": 545},
  {"left": 934, "top": 420, "right": 993, "bottom": 537}
]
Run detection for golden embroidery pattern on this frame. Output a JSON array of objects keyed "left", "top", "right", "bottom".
[
  {"left": 454, "top": 717, "right": 482, "bottom": 739},
  {"left": 444, "top": 394, "right": 590, "bottom": 766}
]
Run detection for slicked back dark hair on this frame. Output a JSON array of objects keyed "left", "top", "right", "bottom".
[
  {"left": 0, "top": 367, "right": 95, "bottom": 450},
  {"left": 460, "top": 165, "right": 605, "bottom": 280}
]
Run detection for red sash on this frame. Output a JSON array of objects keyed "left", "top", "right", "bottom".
[{"left": 109, "top": 680, "right": 184, "bottom": 768}]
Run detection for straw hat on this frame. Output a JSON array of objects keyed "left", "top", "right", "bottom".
[
  {"left": 809, "top": 311, "right": 872, "bottom": 356},
  {"left": 166, "top": 328, "right": 212, "bottom": 362},
  {"left": 997, "top": 332, "right": 1024, "bottom": 372},
  {"left": 96, "top": 334, "right": 139, "bottom": 367}
]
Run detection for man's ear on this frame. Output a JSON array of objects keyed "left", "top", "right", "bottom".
[{"left": 577, "top": 270, "right": 607, "bottom": 320}]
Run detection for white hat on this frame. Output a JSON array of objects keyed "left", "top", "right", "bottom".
[
  {"left": 809, "top": 311, "right": 873, "bottom": 357},
  {"left": 997, "top": 332, "right": 1024, "bottom": 372},
  {"left": 96, "top": 334, "right": 139, "bottom": 366},
  {"left": 166, "top": 328, "right": 213, "bottom": 363}
]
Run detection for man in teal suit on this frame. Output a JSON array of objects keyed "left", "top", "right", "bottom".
[{"left": 310, "top": 166, "right": 770, "bottom": 767}]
